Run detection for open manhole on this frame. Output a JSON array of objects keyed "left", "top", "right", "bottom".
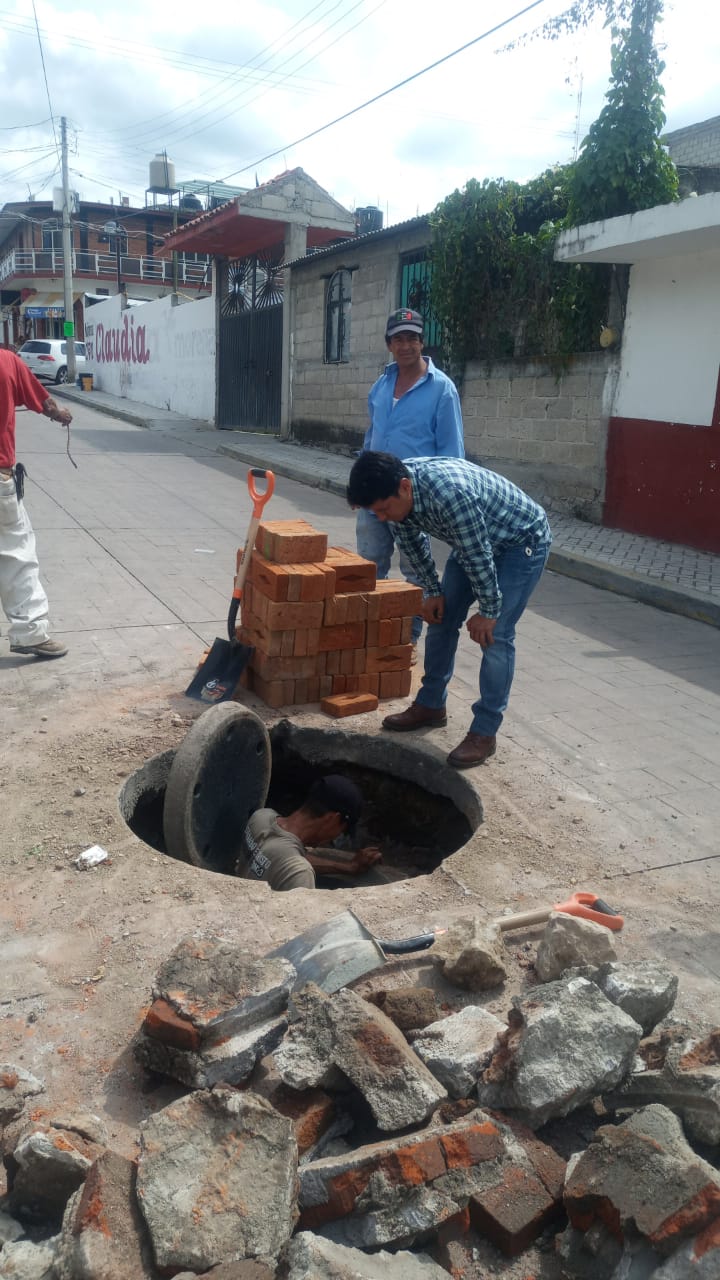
[{"left": 119, "top": 714, "right": 481, "bottom": 888}]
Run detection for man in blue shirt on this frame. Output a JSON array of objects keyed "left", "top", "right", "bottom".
[
  {"left": 357, "top": 309, "right": 464, "bottom": 647},
  {"left": 347, "top": 451, "right": 551, "bottom": 769}
]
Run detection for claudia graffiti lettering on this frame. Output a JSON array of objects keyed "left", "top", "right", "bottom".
[{"left": 95, "top": 313, "right": 151, "bottom": 365}]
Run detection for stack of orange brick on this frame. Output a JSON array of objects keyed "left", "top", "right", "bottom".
[{"left": 237, "top": 518, "right": 421, "bottom": 717}]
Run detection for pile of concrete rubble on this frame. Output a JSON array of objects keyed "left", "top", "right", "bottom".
[{"left": 2, "top": 910, "right": 719, "bottom": 1279}]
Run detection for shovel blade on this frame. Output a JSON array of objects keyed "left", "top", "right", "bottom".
[
  {"left": 184, "top": 638, "right": 254, "bottom": 704},
  {"left": 268, "top": 909, "right": 387, "bottom": 994}
]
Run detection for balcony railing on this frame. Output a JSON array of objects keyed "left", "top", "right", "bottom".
[{"left": 0, "top": 248, "right": 209, "bottom": 287}]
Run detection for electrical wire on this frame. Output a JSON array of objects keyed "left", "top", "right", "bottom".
[
  {"left": 30, "top": 1, "right": 58, "bottom": 159},
  {"left": 222, "top": 0, "right": 549, "bottom": 181}
]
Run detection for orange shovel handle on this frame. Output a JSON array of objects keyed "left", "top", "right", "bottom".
[
  {"left": 554, "top": 891, "right": 624, "bottom": 931},
  {"left": 248, "top": 468, "right": 275, "bottom": 518}
]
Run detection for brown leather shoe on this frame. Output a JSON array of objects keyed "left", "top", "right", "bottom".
[
  {"left": 382, "top": 702, "right": 447, "bottom": 732},
  {"left": 447, "top": 733, "right": 497, "bottom": 768}
]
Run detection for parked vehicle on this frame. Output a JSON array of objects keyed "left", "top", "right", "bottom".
[{"left": 16, "top": 339, "right": 88, "bottom": 384}]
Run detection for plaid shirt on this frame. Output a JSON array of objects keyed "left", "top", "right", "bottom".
[{"left": 391, "top": 457, "right": 551, "bottom": 619}]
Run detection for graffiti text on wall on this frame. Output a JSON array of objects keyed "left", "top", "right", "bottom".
[{"left": 94, "top": 313, "right": 151, "bottom": 365}]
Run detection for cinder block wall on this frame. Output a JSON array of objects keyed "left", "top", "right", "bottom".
[
  {"left": 461, "top": 353, "right": 618, "bottom": 520},
  {"left": 290, "top": 225, "right": 429, "bottom": 450},
  {"left": 665, "top": 116, "right": 720, "bottom": 167}
]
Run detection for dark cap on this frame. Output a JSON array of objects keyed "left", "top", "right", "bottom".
[
  {"left": 385, "top": 308, "right": 424, "bottom": 339},
  {"left": 308, "top": 774, "right": 363, "bottom": 832}
]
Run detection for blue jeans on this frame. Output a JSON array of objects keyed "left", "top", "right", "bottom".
[
  {"left": 356, "top": 508, "right": 424, "bottom": 643},
  {"left": 416, "top": 541, "right": 550, "bottom": 736}
]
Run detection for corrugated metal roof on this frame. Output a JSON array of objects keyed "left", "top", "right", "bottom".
[{"left": 285, "top": 214, "right": 429, "bottom": 269}]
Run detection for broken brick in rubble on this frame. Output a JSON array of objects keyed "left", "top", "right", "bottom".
[
  {"left": 603, "top": 1023, "right": 720, "bottom": 1146},
  {"left": 55, "top": 1150, "right": 156, "bottom": 1280}
]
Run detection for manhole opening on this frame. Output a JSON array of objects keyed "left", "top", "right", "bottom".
[{"left": 119, "top": 721, "right": 481, "bottom": 888}]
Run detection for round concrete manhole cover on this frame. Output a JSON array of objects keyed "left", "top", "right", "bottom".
[{"left": 163, "top": 704, "right": 271, "bottom": 873}]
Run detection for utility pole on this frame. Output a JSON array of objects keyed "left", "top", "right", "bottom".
[{"left": 60, "top": 117, "right": 76, "bottom": 383}]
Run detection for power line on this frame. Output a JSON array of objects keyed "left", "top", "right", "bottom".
[
  {"left": 222, "top": 0, "right": 549, "bottom": 181},
  {"left": 30, "top": 1, "right": 58, "bottom": 160}
]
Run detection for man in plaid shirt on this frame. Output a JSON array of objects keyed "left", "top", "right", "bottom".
[{"left": 347, "top": 451, "right": 551, "bottom": 768}]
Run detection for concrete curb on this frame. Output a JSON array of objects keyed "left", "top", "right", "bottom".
[{"left": 547, "top": 549, "right": 720, "bottom": 629}]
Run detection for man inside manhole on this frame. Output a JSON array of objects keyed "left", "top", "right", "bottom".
[{"left": 235, "top": 774, "right": 382, "bottom": 891}]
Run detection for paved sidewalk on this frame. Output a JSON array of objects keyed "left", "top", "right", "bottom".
[{"left": 57, "top": 385, "right": 720, "bottom": 629}]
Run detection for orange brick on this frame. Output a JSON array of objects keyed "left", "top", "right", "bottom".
[
  {"left": 305, "top": 677, "right": 321, "bottom": 703},
  {"left": 250, "top": 672, "right": 295, "bottom": 709},
  {"left": 400, "top": 616, "right": 414, "bottom": 644},
  {"left": 379, "top": 668, "right": 413, "bottom": 699},
  {"left": 286, "top": 563, "right": 334, "bottom": 603},
  {"left": 247, "top": 552, "right": 289, "bottom": 602},
  {"left": 325, "top": 546, "right": 377, "bottom": 593},
  {"left": 251, "top": 651, "right": 323, "bottom": 681},
  {"left": 144, "top": 998, "right": 201, "bottom": 1051},
  {"left": 257, "top": 520, "right": 328, "bottom": 565},
  {"left": 366, "top": 644, "right": 414, "bottom": 673},
  {"left": 318, "top": 622, "right": 366, "bottom": 652},
  {"left": 367, "top": 580, "right": 423, "bottom": 620},
  {"left": 319, "top": 675, "right": 333, "bottom": 698},
  {"left": 293, "top": 628, "right": 321, "bottom": 657},
  {"left": 252, "top": 594, "right": 325, "bottom": 632},
  {"left": 294, "top": 678, "right": 309, "bottom": 704},
  {"left": 324, "top": 592, "right": 369, "bottom": 627},
  {"left": 332, "top": 675, "right": 347, "bottom": 694},
  {"left": 357, "top": 673, "right": 380, "bottom": 696},
  {"left": 237, "top": 622, "right": 282, "bottom": 658},
  {"left": 325, "top": 650, "right": 341, "bottom": 676},
  {"left": 321, "top": 692, "right": 379, "bottom": 718}
]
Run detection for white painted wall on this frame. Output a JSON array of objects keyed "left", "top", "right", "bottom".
[
  {"left": 614, "top": 248, "right": 720, "bottom": 425},
  {"left": 83, "top": 293, "right": 216, "bottom": 421}
]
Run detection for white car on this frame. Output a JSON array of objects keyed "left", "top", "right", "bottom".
[{"left": 17, "top": 339, "right": 88, "bottom": 385}]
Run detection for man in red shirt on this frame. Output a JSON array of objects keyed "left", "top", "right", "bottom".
[{"left": 0, "top": 348, "right": 73, "bottom": 658}]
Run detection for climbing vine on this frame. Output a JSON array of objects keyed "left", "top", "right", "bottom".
[{"left": 429, "top": 0, "right": 677, "bottom": 369}]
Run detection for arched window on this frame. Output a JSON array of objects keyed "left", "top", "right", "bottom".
[{"left": 325, "top": 269, "right": 351, "bottom": 363}]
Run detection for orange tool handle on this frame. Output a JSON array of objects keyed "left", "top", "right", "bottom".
[
  {"left": 497, "top": 891, "right": 624, "bottom": 933},
  {"left": 231, "top": 469, "right": 276, "bottom": 601}
]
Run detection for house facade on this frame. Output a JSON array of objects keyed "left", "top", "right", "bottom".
[
  {"left": 0, "top": 197, "right": 211, "bottom": 349},
  {"left": 287, "top": 220, "right": 615, "bottom": 520},
  {"left": 555, "top": 192, "right": 720, "bottom": 552}
]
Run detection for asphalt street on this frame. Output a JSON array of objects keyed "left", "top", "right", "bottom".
[{"left": 3, "top": 395, "right": 720, "bottom": 1007}]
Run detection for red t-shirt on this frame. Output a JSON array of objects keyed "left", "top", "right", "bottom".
[{"left": 0, "top": 349, "right": 49, "bottom": 468}]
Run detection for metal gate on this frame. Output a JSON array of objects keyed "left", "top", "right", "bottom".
[{"left": 217, "top": 251, "right": 284, "bottom": 431}]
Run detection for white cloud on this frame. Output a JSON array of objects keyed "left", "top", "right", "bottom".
[{"left": 0, "top": 0, "right": 717, "bottom": 223}]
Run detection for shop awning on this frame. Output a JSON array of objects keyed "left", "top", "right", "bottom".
[{"left": 19, "top": 292, "right": 82, "bottom": 317}]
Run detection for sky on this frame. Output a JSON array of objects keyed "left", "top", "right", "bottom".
[{"left": 0, "top": 0, "right": 718, "bottom": 227}]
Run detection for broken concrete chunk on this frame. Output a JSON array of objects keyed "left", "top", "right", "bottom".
[
  {"left": 535, "top": 911, "right": 617, "bottom": 982},
  {"left": 0, "top": 1208, "right": 24, "bottom": 1245},
  {"left": 0, "top": 1235, "right": 60, "bottom": 1280},
  {"left": 285, "top": 1230, "right": 451, "bottom": 1277},
  {"left": 413, "top": 1006, "right": 506, "bottom": 1099},
  {"left": 55, "top": 1150, "right": 156, "bottom": 1280},
  {"left": 298, "top": 1107, "right": 564, "bottom": 1253},
  {"left": 563, "top": 1104, "right": 720, "bottom": 1263},
  {"left": 0, "top": 1066, "right": 44, "bottom": 1129},
  {"left": 365, "top": 986, "right": 440, "bottom": 1033},
  {"left": 274, "top": 984, "right": 346, "bottom": 1091},
  {"left": 47, "top": 1112, "right": 109, "bottom": 1148},
  {"left": 593, "top": 960, "right": 678, "bottom": 1034},
  {"left": 431, "top": 918, "right": 507, "bottom": 990},
  {"left": 5, "top": 1125, "right": 106, "bottom": 1225},
  {"left": 246, "top": 1059, "right": 348, "bottom": 1158},
  {"left": 604, "top": 1024, "right": 720, "bottom": 1145},
  {"left": 148, "top": 937, "right": 295, "bottom": 1046},
  {"left": 137, "top": 1087, "right": 298, "bottom": 1273},
  {"left": 172, "top": 1266, "right": 273, "bottom": 1280},
  {"left": 326, "top": 988, "right": 447, "bottom": 1130},
  {"left": 135, "top": 1014, "right": 288, "bottom": 1088},
  {"left": 477, "top": 976, "right": 643, "bottom": 1128},
  {"left": 654, "top": 1218, "right": 720, "bottom": 1278}
]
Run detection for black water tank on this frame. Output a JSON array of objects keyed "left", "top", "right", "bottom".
[{"left": 355, "top": 206, "right": 383, "bottom": 235}]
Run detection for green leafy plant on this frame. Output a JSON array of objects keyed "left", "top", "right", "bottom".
[{"left": 429, "top": 0, "right": 677, "bottom": 370}]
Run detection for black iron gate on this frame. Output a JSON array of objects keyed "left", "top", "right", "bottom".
[{"left": 217, "top": 251, "right": 284, "bottom": 431}]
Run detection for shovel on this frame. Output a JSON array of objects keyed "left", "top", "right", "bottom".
[
  {"left": 185, "top": 468, "right": 275, "bottom": 703},
  {"left": 269, "top": 893, "right": 623, "bottom": 994}
]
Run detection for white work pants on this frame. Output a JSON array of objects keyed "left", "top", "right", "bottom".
[{"left": 0, "top": 474, "right": 50, "bottom": 646}]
